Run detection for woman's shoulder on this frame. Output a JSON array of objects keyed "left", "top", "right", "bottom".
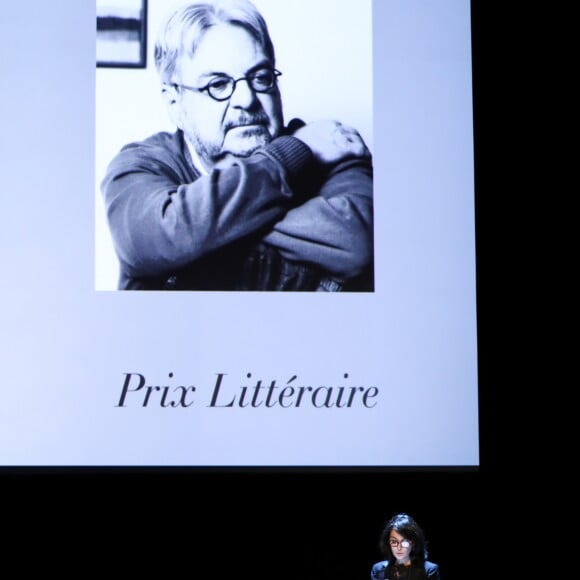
[
  {"left": 424, "top": 560, "right": 440, "bottom": 577},
  {"left": 370, "top": 560, "right": 388, "bottom": 580}
]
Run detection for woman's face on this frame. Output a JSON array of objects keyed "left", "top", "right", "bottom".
[{"left": 388, "top": 530, "right": 412, "bottom": 564}]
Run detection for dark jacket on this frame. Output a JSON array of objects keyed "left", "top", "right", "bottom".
[{"left": 371, "top": 560, "right": 441, "bottom": 580}]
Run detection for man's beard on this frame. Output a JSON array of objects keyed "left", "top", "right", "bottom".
[
  {"left": 188, "top": 112, "right": 278, "bottom": 168},
  {"left": 222, "top": 125, "right": 272, "bottom": 156}
]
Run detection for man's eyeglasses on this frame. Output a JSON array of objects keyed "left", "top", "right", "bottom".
[
  {"left": 172, "top": 68, "right": 282, "bottom": 102},
  {"left": 388, "top": 538, "right": 411, "bottom": 549}
]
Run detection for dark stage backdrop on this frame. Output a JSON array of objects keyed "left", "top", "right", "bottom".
[{"left": 5, "top": 467, "right": 489, "bottom": 579}]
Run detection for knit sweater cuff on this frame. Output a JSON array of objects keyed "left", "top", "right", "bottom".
[{"left": 265, "top": 135, "right": 314, "bottom": 177}]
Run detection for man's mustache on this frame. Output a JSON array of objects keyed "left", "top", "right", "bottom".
[{"left": 224, "top": 113, "right": 269, "bottom": 132}]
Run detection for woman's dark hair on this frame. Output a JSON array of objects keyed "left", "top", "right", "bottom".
[{"left": 378, "top": 512, "right": 429, "bottom": 565}]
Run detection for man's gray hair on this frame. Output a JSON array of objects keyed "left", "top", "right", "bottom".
[{"left": 154, "top": 0, "right": 276, "bottom": 84}]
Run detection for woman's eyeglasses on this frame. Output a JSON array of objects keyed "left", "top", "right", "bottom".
[{"left": 389, "top": 538, "right": 411, "bottom": 549}]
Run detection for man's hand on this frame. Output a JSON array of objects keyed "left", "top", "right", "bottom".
[{"left": 292, "top": 120, "right": 371, "bottom": 165}]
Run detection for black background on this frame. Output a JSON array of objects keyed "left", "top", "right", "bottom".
[{"left": 5, "top": 467, "right": 486, "bottom": 578}]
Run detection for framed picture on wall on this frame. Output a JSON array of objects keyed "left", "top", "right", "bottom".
[{"left": 96, "top": 0, "right": 147, "bottom": 68}]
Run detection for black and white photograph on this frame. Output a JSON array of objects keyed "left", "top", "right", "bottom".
[
  {"left": 96, "top": 0, "right": 147, "bottom": 68},
  {"left": 95, "top": 0, "right": 374, "bottom": 291}
]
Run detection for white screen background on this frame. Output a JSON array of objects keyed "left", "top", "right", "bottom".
[{"left": 0, "top": 0, "right": 478, "bottom": 466}]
